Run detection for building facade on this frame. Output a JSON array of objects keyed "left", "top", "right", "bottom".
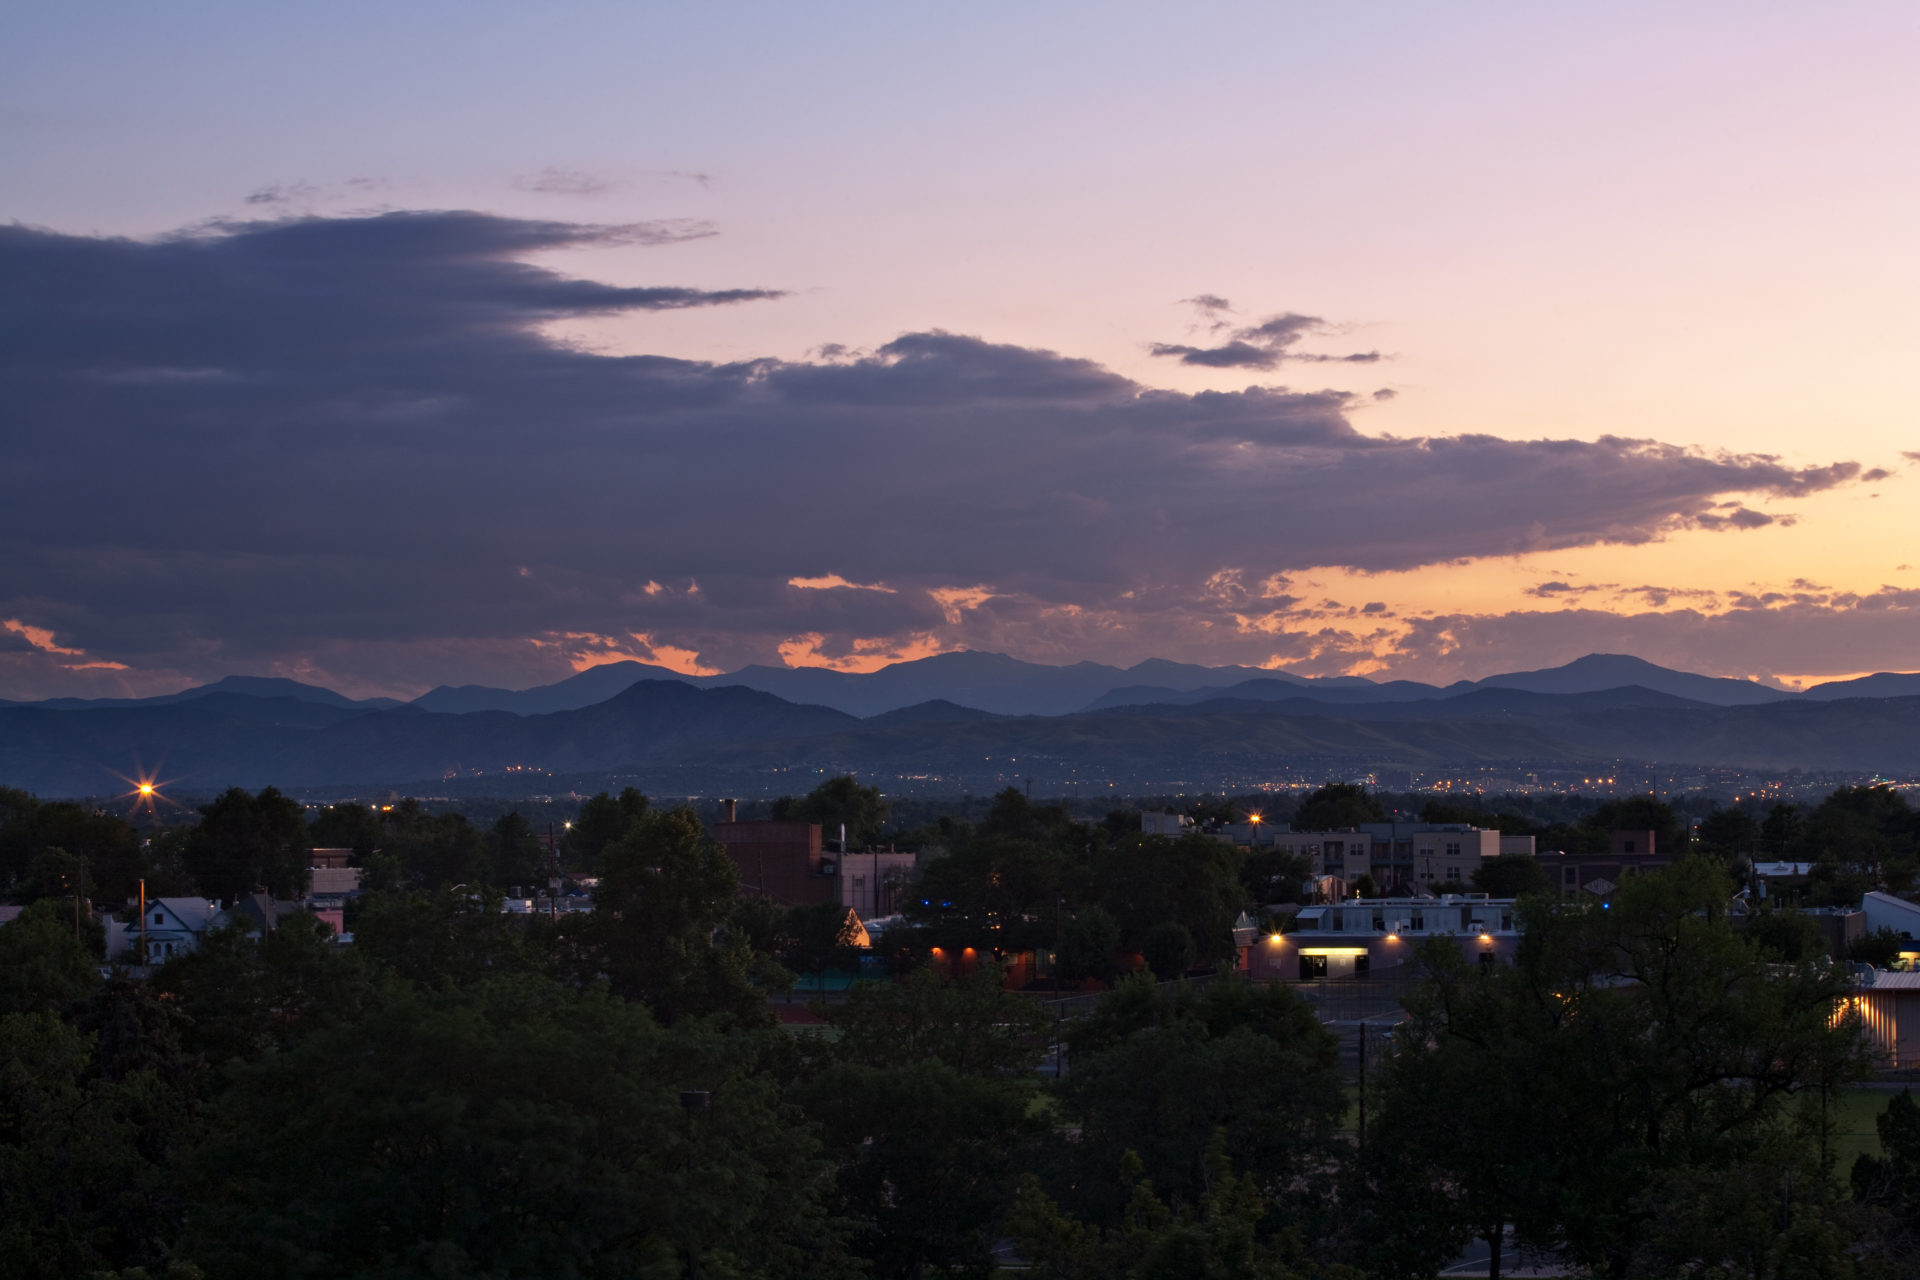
[
  {"left": 711, "top": 820, "right": 839, "bottom": 906},
  {"left": 1249, "top": 894, "right": 1521, "bottom": 982}
]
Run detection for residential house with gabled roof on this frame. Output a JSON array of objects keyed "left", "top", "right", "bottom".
[
  {"left": 221, "top": 892, "right": 306, "bottom": 937},
  {"left": 129, "top": 897, "right": 222, "bottom": 962}
]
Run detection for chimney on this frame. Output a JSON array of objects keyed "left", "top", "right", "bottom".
[{"left": 721, "top": 798, "right": 737, "bottom": 824}]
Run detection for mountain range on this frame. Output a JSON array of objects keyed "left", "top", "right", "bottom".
[
  {"left": 4, "top": 652, "right": 1920, "bottom": 798},
  {"left": 316, "top": 651, "right": 1920, "bottom": 719}
]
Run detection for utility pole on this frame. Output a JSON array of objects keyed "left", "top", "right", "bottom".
[{"left": 138, "top": 879, "right": 148, "bottom": 969}]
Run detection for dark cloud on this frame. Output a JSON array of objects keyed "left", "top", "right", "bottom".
[
  {"left": 1525, "top": 581, "right": 1581, "bottom": 596},
  {"left": 0, "top": 211, "right": 1872, "bottom": 696},
  {"left": 1372, "top": 388, "right": 1397, "bottom": 401},
  {"left": 1151, "top": 309, "right": 1382, "bottom": 369},
  {"left": 1692, "top": 506, "right": 1775, "bottom": 530},
  {"left": 1620, "top": 584, "right": 1717, "bottom": 608}
]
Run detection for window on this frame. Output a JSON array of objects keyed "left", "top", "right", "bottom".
[
  {"left": 1329, "top": 913, "right": 1342, "bottom": 932},
  {"left": 1410, "top": 912, "right": 1424, "bottom": 931},
  {"left": 152, "top": 912, "right": 163, "bottom": 925},
  {"left": 1622, "top": 839, "right": 1636, "bottom": 853},
  {"left": 1446, "top": 866, "right": 1462, "bottom": 881},
  {"left": 1355, "top": 952, "right": 1371, "bottom": 975},
  {"left": 1446, "top": 841, "right": 1462, "bottom": 857},
  {"left": 1300, "top": 954, "right": 1328, "bottom": 980},
  {"left": 1372, "top": 913, "right": 1386, "bottom": 932},
  {"left": 1501, "top": 912, "right": 1513, "bottom": 930}
]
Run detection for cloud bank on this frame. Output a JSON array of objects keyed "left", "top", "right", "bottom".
[{"left": 0, "top": 211, "right": 1877, "bottom": 697}]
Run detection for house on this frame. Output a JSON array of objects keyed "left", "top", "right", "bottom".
[
  {"left": 1248, "top": 894, "right": 1521, "bottom": 982},
  {"left": 123, "top": 897, "right": 222, "bottom": 961},
  {"left": 307, "top": 865, "right": 362, "bottom": 904},
  {"left": 221, "top": 892, "right": 306, "bottom": 937},
  {"left": 1140, "top": 812, "right": 1196, "bottom": 837}
]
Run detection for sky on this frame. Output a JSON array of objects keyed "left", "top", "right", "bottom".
[{"left": 3, "top": 1, "right": 1917, "bottom": 700}]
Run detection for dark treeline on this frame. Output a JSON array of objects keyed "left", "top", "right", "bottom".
[{"left": 3, "top": 780, "right": 1920, "bottom": 1276}]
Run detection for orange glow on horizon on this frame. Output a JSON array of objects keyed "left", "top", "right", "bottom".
[
  {"left": 775, "top": 630, "right": 950, "bottom": 674},
  {"left": 2, "top": 619, "right": 86, "bottom": 656},
  {"left": 788, "top": 574, "right": 896, "bottom": 594},
  {"left": 536, "top": 630, "right": 724, "bottom": 677}
]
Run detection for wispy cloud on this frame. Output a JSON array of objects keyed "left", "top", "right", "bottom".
[
  {"left": 513, "top": 167, "right": 616, "bottom": 197},
  {"left": 1150, "top": 304, "right": 1382, "bottom": 370}
]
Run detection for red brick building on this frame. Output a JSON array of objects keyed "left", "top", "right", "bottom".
[{"left": 712, "top": 820, "right": 839, "bottom": 906}]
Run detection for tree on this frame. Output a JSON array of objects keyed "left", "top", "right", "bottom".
[
  {"left": 1099, "top": 832, "right": 1247, "bottom": 966},
  {"left": 1762, "top": 802, "right": 1806, "bottom": 858},
  {"left": 1241, "top": 845, "right": 1312, "bottom": 904},
  {"left": 1743, "top": 906, "right": 1827, "bottom": 961},
  {"left": 1697, "top": 804, "right": 1763, "bottom": 863},
  {"left": 0, "top": 792, "right": 144, "bottom": 903},
  {"left": 305, "top": 802, "right": 381, "bottom": 857},
  {"left": 578, "top": 806, "right": 767, "bottom": 1025},
  {"left": 565, "top": 787, "right": 649, "bottom": 869},
  {"left": 773, "top": 775, "right": 889, "bottom": 848},
  {"left": 1367, "top": 859, "right": 1873, "bottom": 1279},
  {"left": 822, "top": 962, "right": 1052, "bottom": 1077},
  {"left": 797, "top": 1057, "right": 1041, "bottom": 1280},
  {"left": 155, "top": 913, "right": 378, "bottom": 1068},
  {"left": 1471, "top": 852, "right": 1550, "bottom": 899},
  {"left": 485, "top": 811, "right": 545, "bottom": 888},
  {"left": 183, "top": 787, "right": 307, "bottom": 902},
  {"left": 1141, "top": 921, "right": 1196, "bottom": 979},
  {"left": 0, "top": 898, "right": 99, "bottom": 1016},
  {"left": 1010, "top": 1137, "right": 1361, "bottom": 1280},
  {"left": 17, "top": 844, "right": 94, "bottom": 903},
  {"left": 778, "top": 900, "right": 866, "bottom": 975},
  {"left": 1587, "top": 794, "right": 1687, "bottom": 856},
  {"left": 1851, "top": 926, "right": 1906, "bottom": 969},
  {"left": 1293, "top": 783, "right": 1386, "bottom": 831},
  {"left": 1060, "top": 978, "right": 1343, "bottom": 1218},
  {"left": 1056, "top": 906, "right": 1121, "bottom": 984},
  {"left": 379, "top": 808, "right": 487, "bottom": 889},
  {"left": 181, "top": 976, "right": 845, "bottom": 1279},
  {"left": 351, "top": 885, "right": 556, "bottom": 989},
  {"left": 0, "top": 1012, "right": 197, "bottom": 1278},
  {"left": 1852, "top": 1090, "right": 1920, "bottom": 1259}
]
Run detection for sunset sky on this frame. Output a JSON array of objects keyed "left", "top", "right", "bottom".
[{"left": 3, "top": 2, "right": 1916, "bottom": 700}]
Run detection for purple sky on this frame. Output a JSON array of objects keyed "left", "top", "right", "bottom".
[{"left": 3, "top": 3, "right": 1916, "bottom": 698}]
